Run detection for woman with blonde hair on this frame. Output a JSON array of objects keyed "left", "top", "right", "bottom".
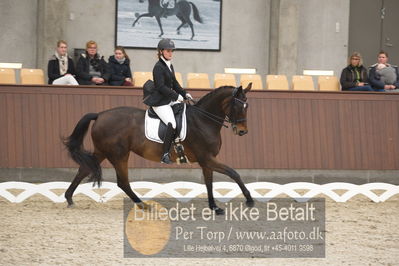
[
  {"left": 76, "top": 40, "right": 110, "bottom": 85},
  {"left": 47, "top": 40, "right": 78, "bottom": 85},
  {"left": 340, "top": 52, "right": 373, "bottom": 91}
]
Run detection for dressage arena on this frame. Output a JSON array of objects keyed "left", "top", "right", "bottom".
[
  {"left": 1, "top": 86, "right": 399, "bottom": 265},
  {"left": 0, "top": 180, "right": 398, "bottom": 265}
]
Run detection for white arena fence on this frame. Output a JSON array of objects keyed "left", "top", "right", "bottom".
[{"left": 0, "top": 182, "right": 398, "bottom": 203}]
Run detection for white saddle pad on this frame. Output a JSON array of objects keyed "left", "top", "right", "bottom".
[{"left": 144, "top": 104, "right": 187, "bottom": 144}]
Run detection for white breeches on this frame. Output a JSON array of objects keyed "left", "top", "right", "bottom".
[
  {"left": 52, "top": 75, "right": 79, "bottom": 85},
  {"left": 152, "top": 101, "right": 180, "bottom": 129}
]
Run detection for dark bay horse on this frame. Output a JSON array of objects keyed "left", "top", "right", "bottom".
[
  {"left": 132, "top": 0, "right": 203, "bottom": 39},
  {"left": 63, "top": 84, "right": 253, "bottom": 214}
]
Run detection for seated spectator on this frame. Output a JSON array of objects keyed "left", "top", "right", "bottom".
[
  {"left": 340, "top": 52, "right": 373, "bottom": 91},
  {"left": 108, "top": 46, "right": 133, "bottom": 86},
  {"left": 76, "top": 41, "right": 110, "bottom": 85},
  {"left": 376, "top": 63, "right": 397, "bottom": 85},
  {"left": 47, "top": 40, "right": 78, "bottom": 85},
  {"left": 369, "top": 51, "right": 399, "bottom": 92}
]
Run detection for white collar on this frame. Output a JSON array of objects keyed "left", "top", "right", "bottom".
[{"left": 161, "top": 56, "right": 172, "bottom": 72}]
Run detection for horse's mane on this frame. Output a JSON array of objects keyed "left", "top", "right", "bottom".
[{"left": 195, "top": 86, "right": 234, "bottom": 106}]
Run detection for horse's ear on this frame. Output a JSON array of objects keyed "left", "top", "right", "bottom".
[
  {"left": 233, "top": 86, "right": 242, "bottom": 96},
  {"left": 244, "top": 82, "right": 252, "bottom": 93}
]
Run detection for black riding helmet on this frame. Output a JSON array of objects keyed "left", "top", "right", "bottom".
[{"left": 157, "top": 38, "right": 175, "bottom": 51}]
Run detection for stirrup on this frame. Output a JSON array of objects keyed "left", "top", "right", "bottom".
[
  {"left": 161, "top": 153, "right": 172, "bottom": 164},
  {"left": 174, "top": 143, "right": 189, "bottom": 164}
]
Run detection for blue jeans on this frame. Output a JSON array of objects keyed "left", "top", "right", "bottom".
[{"left": 346, "top": 85, "right": 374, "bottom": 91}]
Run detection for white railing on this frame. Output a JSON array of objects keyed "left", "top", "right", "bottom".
[{"left": 0, "top": 182, "right": 398, "bottom": 203}]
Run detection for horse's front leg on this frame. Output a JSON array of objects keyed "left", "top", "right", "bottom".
[
  {"left": 132, "top": 13, "right": 152, "bottom": 27},
  {"left": 203, "top": 157, "right": 254, "bottom": 207},
  {"left": 155, "top": 16, "right": 164, "bottom": 37},
  {"left": 201, "top": 167, "right": 225, "bottom": 215}
]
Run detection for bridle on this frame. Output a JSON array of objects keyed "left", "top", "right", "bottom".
[
  {"left": 189, "top": 89, "right": 249, "bottom": 128},
  {"left": 228, "top": 96, "right": 248, "bottom": 124}
]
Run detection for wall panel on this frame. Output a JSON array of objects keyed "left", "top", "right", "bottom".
[{"left": 1, "top": 85, "right": 399, "bottom": 170}]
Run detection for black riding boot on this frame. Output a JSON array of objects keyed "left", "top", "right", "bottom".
[{"left": 161, "top": 123, "right": 175, "bottom": 164}]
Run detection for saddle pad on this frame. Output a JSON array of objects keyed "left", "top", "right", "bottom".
[{"left": 144, "top": 104, "right": 187, "bottom": 143}]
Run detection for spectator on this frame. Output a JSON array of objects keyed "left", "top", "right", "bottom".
[
  {"left": 340, "top": 52, "right": 373, "bottom": 91},
  {"left": 76, "top": 41, "right": 110, "bottom": 85},
  {"left": 369, "top": 51, "right": 399, "bottom": 92},
  {"left": 47, "top": 40, "right": 78, "bottom": 85},
  {"left": 108, "top": 46, "right": 133, "bottom": 86}
]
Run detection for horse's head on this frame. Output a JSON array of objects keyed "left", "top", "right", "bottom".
[{"left": 229, "top": 83, "right": 252, "bottom": 136}]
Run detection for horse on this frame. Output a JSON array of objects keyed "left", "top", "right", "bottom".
[
  {"left": 63, "top": 84, "right": 254, "bottom": 215},
  {"left": 132, "top": 0, "right": 203, "bottom": 40}
]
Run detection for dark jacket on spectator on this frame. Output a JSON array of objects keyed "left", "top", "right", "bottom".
[
  {"left": 76, "top": 53, "right": 110, "bottom": 85},
  {"left": 368, "top": 63, "right": 399, "bottom": 90},
  {"left": 340, "top": 65, "right": 369, "bottom": 90},
  {"left": 47, "top": 55, "right": 76, "bottom": 84},
  {"left": 108, "top": 55, "right": 132, "bottom": 86}
]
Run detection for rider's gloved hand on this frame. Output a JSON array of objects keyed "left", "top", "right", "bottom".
[
  {"left": 177, "top": 94, "right": 184, "bottom": 102},
  {"left": 185, "top": 93, "right": 193, "bottom": 100}
]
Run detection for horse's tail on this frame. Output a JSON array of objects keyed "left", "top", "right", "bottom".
[
  {"left": 189, "top": 2, "right": 203, "bottom": 23},
  {"left": 63, "top": 113, "right": 102, "bottom": 187}
]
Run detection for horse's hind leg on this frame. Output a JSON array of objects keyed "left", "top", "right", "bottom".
[
  {"left": 202, "top": 167, "right": 225, "bottom": 215},
  {"left": 176, "top": 16, "right": 186, "bottom": 35},
  {"left": 65, "top": 152, "right": 105, "bottom": 207},
  {"left": 187, "top": 19, "right": 195, "bottom": 39},
  {"left": 112, "top": 155, "right": 146, "bottom": 208},
  {"left": 202, "top": 157, "right": 254, "bottom": 207}
]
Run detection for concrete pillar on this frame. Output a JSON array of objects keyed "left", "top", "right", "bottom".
[
  {"left": 268, "top": 0, "right": 280, "bottom": 75},
  {"left": 36, "top": 0, "right": 69, "bottom": 72},
  {"left": 268, "top": 0, "right": 299, "bottom": 78},
  {"left": 277, "top": 0, "right": 299, "bottom": 77}
]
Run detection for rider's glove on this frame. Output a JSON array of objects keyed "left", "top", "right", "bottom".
[{"left": 185, "top": 93, "right": 193, "bottom": 100}]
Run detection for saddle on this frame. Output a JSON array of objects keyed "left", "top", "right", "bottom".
[
  {"left": 144, "top": 103, "right": 188, "bottom": 164},
  {"left": 147, "top": 103, "right": 185, "bottom": 140}
]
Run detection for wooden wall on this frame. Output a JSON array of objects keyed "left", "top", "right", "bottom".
[{"left": 1, "top": 85, "right": 399, "bottom": 170}]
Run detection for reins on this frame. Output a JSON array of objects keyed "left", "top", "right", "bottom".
[
  {"left": 187, "top": 99, "right": 230, "bottom": 128},
  {"left": 185, "top": 87, "right": 249, "bottom": 128}
]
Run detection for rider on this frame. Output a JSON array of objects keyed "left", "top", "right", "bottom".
[{"left": 151, "top": 38, "right": 193, "bottom": 164}]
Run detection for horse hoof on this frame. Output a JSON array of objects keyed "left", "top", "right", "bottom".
[
  {"left": 67, "top": 203, "right": 74, "bottom": 208},
  {"left": 212, "top": 207, "right": 225, "bottom": 215},
  {"left": 246, "top": 200, "right": 255, "bottom": 208}
]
